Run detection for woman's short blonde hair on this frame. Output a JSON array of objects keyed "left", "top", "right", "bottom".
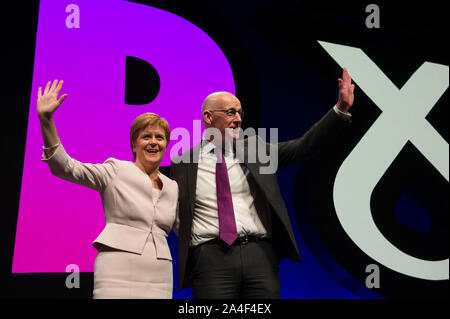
[{"left": 130, "top": 113, "right": 171, "bottom": 160}]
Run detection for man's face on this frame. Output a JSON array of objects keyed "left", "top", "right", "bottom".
[{"left": 205, "top": 93, "right": 243, "bottom": 145}]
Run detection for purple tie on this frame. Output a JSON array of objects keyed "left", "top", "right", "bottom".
[{"left": 216, "top": 151, "right": 238, "bottom": 245}]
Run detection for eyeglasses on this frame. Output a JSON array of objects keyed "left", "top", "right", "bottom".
[{"left": 210, "top": 109, "right": 245, "bottom": 119}]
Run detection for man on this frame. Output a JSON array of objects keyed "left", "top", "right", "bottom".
[{"left": 171, "top": 68, "right": 355, "bottom": 298}]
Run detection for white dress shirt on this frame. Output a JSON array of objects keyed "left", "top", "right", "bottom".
[
  {"left": 191, "top": 141, "right": 272, "bottom": 246},
  {"left": 190, "top": 106, "right": 350, "bottom": 246}
]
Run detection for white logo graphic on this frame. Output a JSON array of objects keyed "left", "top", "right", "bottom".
[{"left": 319, "top": 40, "right": 449, "bottom": 280}]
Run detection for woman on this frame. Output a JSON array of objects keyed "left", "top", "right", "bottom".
[{"left": 37, "top": 79, "right": 178, "bottom": 298}]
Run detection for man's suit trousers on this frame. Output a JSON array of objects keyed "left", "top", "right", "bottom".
[{"left": 190, "top": 237, "right": 280, "bottom": 299}]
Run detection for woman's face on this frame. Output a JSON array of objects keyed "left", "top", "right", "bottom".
[{"left": 133, "top": 125, "right": 168, "bottom": 170}]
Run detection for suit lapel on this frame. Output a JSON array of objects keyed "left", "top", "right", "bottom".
[
  {"left": 241, "top": 141, "right": 277, "bottom": 208},
  {"left": 242, "top": 138, "right": 261, "bottom": 184}
]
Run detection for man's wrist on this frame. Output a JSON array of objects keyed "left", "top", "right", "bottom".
[{"left": 333, "top": 105, "right": 351, "bottom": 121}]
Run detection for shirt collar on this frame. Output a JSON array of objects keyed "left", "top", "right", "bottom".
[{"left": 200, "top": 140, "right": 235, "bottom": 158}]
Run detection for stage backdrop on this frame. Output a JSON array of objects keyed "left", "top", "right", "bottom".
[{"left": 4, "top": 0, "right": 448, "bottom": 298}]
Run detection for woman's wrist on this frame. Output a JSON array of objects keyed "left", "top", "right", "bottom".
[
  {"left": 43, "top": 141, "right": 60, "bottom": 150},
  {"left": 39, "top": 114, "right": 54, "bottom": 124}
]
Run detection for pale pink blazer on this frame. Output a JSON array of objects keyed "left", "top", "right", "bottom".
[{"left": 42, "top": 144, "right": 178, "bottom": 259}]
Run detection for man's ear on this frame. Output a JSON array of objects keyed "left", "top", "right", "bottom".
[{"left": 203, "top": 110, "right": 213, "bottom": 126}]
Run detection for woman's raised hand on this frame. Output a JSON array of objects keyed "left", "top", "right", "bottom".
[{"left": 37, "top": 79, "right": 68, "bottom": 121}]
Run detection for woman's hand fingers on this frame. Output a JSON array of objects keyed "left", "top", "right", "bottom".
[
  {"left": 41, "top": 79, "right": 65, "bottom": 100},
  {"left": 37, "top": 80, "right": 67, "bottom": 117},
  {"left": 55, "top": 80, "right": 64, "bottom": 96},
  {"left": 49, "top": 79, "right": 58, "bottom": 93},
  {"left": 44, "top": 81, "right": 51, "bottom": 95},
  {"left": 57, "top": 94, "right": 68, "bottom": 107}
]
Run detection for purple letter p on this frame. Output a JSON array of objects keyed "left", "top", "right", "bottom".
[{"left": 13, "top": 0, "right": 235, "bottom": 273}]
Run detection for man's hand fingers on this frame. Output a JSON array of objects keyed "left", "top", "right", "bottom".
[
  {"left": 342, "top": 67, "right": 352, "bottom": 83},
  {"left": 38, "top": 86, "right": 42, "bottom": 98}
]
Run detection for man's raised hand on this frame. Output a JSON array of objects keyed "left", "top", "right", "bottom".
[{"left": 336, "top": 68, "right": 355, "bottom": 113}]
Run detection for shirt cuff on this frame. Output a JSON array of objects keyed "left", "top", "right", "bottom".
[
  {"left": 333, "top": 105, "right": 352, "bottom": 121},
  {"left": 41, "top": 143, "right": 63, "bottom": 161}
]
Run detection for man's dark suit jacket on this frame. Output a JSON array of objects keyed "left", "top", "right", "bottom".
[{"left": 170, "top": 109, "right": 350, "bottom": 290}]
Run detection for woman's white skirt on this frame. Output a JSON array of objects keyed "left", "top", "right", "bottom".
[{"left": 93, "top": 237, "right": 173, "bottom": 299}]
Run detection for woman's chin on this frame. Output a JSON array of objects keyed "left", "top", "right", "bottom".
[
  {"left": 140, "top": 155, "right": 162, "bottom": 167},
  {"left": 146, "top": 157, "right": 162, "bottom": 165}
]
